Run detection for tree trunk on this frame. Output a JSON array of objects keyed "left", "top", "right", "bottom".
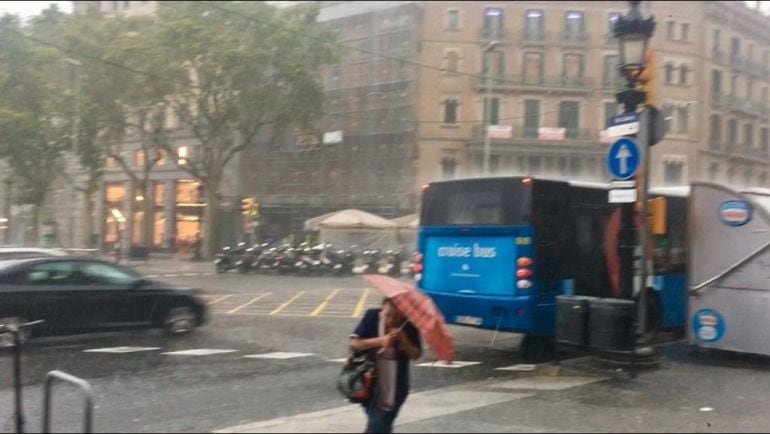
[
  {"left": 81, "top": 177, "right": 98, "bottom": 248},
  {"left": 203, "top": 173, "right": 222, "bottom": 260},
  {"left": 33, "top": 203, "right": 43, "bottom": 246},
  {"left": 141, "top": 182, "right": 154, "bottom": 248}
]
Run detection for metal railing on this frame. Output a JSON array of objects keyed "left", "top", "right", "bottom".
[
  {"left": 474, "top": 74, "right": 594, "bottom": 92},
  {"left": 479, "top": 28, "right": 506, "bottom": 41},
  {"left": 521, "top": 30, "right": 547, "bottom": 45},
  {"left": 560, "top": 31, "right": 589, "bottom": 46},
  {"left": 43, "top": 371, "right": 95, "bottom": 433}
]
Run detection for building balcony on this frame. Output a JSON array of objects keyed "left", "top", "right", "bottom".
[
  {"left": 730, "top": 54, "right": 747, "bottom": 73},
  {"left": 521, "top": 30, "right": 547, "bottom": 46},
  {"left": 725, "top": 95, "right": 768, "bottom": 118},
  {"left": 479, "top": 28, "right": 507, "bottom": 43},
  {"left": 469, "top": 125, "right": 601, "bottom": 148},
  {"left": 559, "top": 31, "right": 589, "bottom": 48},
  {"left": 473, "top": 74, "right": 594, "bottom": 93}
]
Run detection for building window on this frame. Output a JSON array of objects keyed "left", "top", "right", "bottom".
[
  {"left": 483, "top": 8, "right": 504, "bottom": 39},
  {"left": 731, "top": 37, "right": 741, "bottom": 59},
  {"left": 677, "top": 107, "right": 688, "bottom": 135},
  {"left": 483, "top": 98, "right": 499, "bottom": 125},
  {"left": 747, "top": 80, "right": 754, "bottom": 100},
  {"left": 679, "top": 65, "right": 689, "bottom": 85},
  {"left": 712, "top": 69, "right": 722, "bottom": 99},
  {"left": 666, "top": 20, "right": 675, "bottom": 40},
  {"left": 558, "top": 101, "right": 580, "bottom": 138},
  {"left": 564, "top": 11, "right": 585, "bottom": 37},
  {"left": 447, "top": 10, "right": 459, "bottom": 30},
  {"left": 177, "top": 146, "right": 189, "bottom": 165},
  {"left": 727, "top": 118, "right": 738, "bottom": 148},
  {"left": 603, "top": 55, "right": 620, "bottom": 88},
  {"left": 709, "top": 163, "right": 719, "bottom": 181},
  {"left": 135, "top": 150, "right": 145, "bottom": 167},
  {"left": 744, "top": 123, "right": 754, "bottom": 148},
  {"left": 445, "top": 51, "right": 459, "bottom": 73},
  {"left": 482, "top": 50, "right": 504, "bottom": 77},
  {"left": 664, "top": 63, "right": 674, "bottom": 84},
  {"left": 524, "top": 9, "right": 544, "bottom": 36},
  {"left": 713, "top": 29, "right": 720, "bottom": 51},
  {"left": 563, "top": 53, "right": 584, "bottom": 80},
  {"left": 524, "top": 99, "right": 540, "bottom": 138},
  {"left": 663, "top": 105, "right": 673, "bottom": 134},
  {"left": 710, "top": 115, "right": 721, "bottom": 149},
  {"left": 680, "top": 23, "right": 689, "bottom": 41},
  {"left": 523, "top": 52, "right": 543, "bottom": 81},
  {"left": 761, "top": 127, "right": 769, "bottom": 150},
  {"left": 156, "top": 149, "right": 166, "bottom": 166},
  {"left": 443, "top": 99, "right": 458, "bottom": 124},
  {"left": 730, "top": 74, "right": 737, "bottom": 96},
  {"left": 441, "top": 157, "right": 457, "bottom": 179},
  {"left": 664, "top": 162, "right": 683, "bottom": 185},
  {"left": 607, "top": 12, "right": 621, "bottom": 35}
]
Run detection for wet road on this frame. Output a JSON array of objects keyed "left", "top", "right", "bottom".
[{"left": 0, "top": 272, "right": 528, "bottom": 433}]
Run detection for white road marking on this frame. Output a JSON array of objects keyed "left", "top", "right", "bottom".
[
  {"left": 495, "top": 364, "right": 538, "bottom": 372},
  {"left": 243, "top": 352, "right": 314, "bottom": 360},
  {"left": 415, "top": 360, "right": 482, "bottom": 368},
  {"left": 84, "top": 346, "right": 161, "bottom": 354},
  {"left": 214, "top": 387, "right": 530, "bottom": 433},
  {"left": 326, "top": 358, "right": 348, "bottom": 363},
  {"left": 162, "top": 349, "right": 238, "bottom": 356},
  {"left": 492, "top": 376, "right": 606, "bottom": 391},
  {"left": 183, "top": 273, "right": 198, "bottom": 276}
]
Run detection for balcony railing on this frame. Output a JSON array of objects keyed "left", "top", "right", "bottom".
[
  {"left": 474, "top": 74, "right": 594, "bottom": 92},
  {"left": 521, "top": 30, "right": 547, "bottom": 45},
  {"left": 560, "top": 31, "right": 589, "bottom": 47},
  {"left": 479, "top": 28, "right": 507, "bottom": 42},
  {"left": 731, "top": 54, "right": 747, "bottom": 72},
  {"left": 725, "top": 95, "right": 768, "bottom": 118},
  {"left": 470, "top": 125, "right": 597, "bottom": 144}
]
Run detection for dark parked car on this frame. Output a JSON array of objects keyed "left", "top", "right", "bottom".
[{"left": 0, "top": 257, "right": 208, "bottom": 344}]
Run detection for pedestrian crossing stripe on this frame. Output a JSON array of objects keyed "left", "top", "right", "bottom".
[
  {"left": 84, "top": 346, "right": 161, "bottom": 354},
  {"left": 162, "top": 349, "right": 239, "bottom": 356},
  {"left": 243, "top": 352, "right": 314, "bottom": 359},
  {"left": 416, "top": 361, "right": 482, "bottom": 368},
  {"left": 495, "top": 364, "right": 537, "bottom": 372}
]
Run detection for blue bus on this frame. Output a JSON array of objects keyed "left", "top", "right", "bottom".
[{"left": 415, "top": 176, "right": 688, "bottom": 361}]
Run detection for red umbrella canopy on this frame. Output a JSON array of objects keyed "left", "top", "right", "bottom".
[{"left": 363, "top": 275, "right": 454, "bottom": 362}]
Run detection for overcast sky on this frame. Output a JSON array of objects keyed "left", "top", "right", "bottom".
[{"left": 0, "top": 1, "right": 769, "bottom": 20}]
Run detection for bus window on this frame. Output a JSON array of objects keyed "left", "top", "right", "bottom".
[
  {"left": 421, "top": 179, "right": 532, "bottom": 226},
  {"left": 447, "top": 191, "right": 502, "bottom": 225}
]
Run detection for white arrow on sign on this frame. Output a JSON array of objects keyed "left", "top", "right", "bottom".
[{"left": 616, "top": 144, "right": 631, "bottom": 175}]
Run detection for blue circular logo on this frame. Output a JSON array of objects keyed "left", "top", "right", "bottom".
[{"left": 692, "top": 309, "right": 725, "bottom": 343}]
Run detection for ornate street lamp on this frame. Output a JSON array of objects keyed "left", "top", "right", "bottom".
[{"left": 613, "top": 1, "right": 655, "bottom": 112}]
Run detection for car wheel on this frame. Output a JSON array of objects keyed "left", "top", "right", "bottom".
[
  {"left": 0, "top": 317, "right": 31, "bottom": 348},
  {"left": 163, "top": 306, "right": 196, "bottom": 337}
]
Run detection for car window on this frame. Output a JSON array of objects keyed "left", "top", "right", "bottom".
[
  {"left": 14, "top": 261, "right": 77, "bottom": 285},
  {"left": 78, "top": 262, "right": 140, "bottom": 286},
  {"left": 0, "top": 252, "right": 53, "bottom": 260}
]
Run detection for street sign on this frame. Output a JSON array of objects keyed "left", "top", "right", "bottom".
[
  {"left": 609, "top": 188, "right": 637, "bottom": 203},
  {"left": 606, "top": 112, "right": 640, "bottom": 138},
  {"left": 606, "top": 137, "right": 640, "bottom": 180}
]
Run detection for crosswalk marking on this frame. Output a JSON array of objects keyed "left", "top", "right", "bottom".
[
  {"left": 309, "top": 289, "right": 340, "bottom": 316},
  {"left": 495, "top": 364, "right": 537, "bottom": 372},
  {"left": 227, "top": 292, "right": 272, "bottom": 314},
  {"left": 208, "top": 294, "right": 235, "bottom": 305},
  {"left": 243, "top": 352, "right": 314, "bottom": 360},
  {"left": 162, "top": 349, "right": 238, "bottom": 356},
  {"left": 84, "top": 346, "right": 161, "bottom": 354},
  {"left": 352, "top": 288, "right": 370, "bottom": 317},
  {"left": 327, "top": 358, "right": 348, "bottom": 363},
  {"left": 491, "top": 376, "right": 606, "bottom": 391},
  {"left": 213, "top": 386, "right": 531, "bottom": 433},
  {"left": 270, "top": 291, "right": 306, "bottom": 315},
  {"left": 416, "top": 361, "right": 482, "bottom": 368}
]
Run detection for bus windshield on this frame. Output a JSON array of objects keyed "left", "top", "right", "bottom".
[{"left": 421, "top": 179, "right": 532, "bottom": 226}]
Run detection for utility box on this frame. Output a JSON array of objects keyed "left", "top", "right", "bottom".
[{"left": 588, "top": 298, "right": 636, "bottom": 352}]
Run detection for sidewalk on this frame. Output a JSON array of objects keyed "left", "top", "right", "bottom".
[{"left": 214, "top": 341, "right": 770, "bottom": 433}]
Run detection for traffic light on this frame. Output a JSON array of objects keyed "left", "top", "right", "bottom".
[
  {"left": 648, "top": 196, "right": 666, "bottom": 235},
  {"left": 240, "top": 197, "right": 259, "bottom": 218},
  {"left": 638, "top": 48, "right": 656, "bottom": 107}
]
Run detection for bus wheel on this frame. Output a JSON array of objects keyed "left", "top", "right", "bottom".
[
  {"left": 636, "top": 291, "right": 662, "bottom": 345},
  {"left": 520, "top": 334, "right": 555, "bottom": 363}
]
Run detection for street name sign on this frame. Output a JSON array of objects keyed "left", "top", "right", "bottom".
[{"left": 606, "top": 112, "right": 640, "bottom": 138}]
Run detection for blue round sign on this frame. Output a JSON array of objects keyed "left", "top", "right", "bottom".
[
  {"left": 606, "top": 137, "right": 640, "bottom": 180},
  {"left": 692, "top": 309, "right": 725, "bottom": 343}
]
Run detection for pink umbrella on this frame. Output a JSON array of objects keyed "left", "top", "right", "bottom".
[{"left": 363, "top": 275, "right": 454, "bottom": 362}]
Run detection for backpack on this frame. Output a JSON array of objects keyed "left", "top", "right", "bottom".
[{"left": 336, "top": 350, "right": 376, "bottom": 403}]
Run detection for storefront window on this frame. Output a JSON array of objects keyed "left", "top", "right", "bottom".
[
  {"left": 105, "top": 183, "right": 126, "bottom": 204},
  {"left": 154, "top": 181, "right": 166, "bottom": 206}
]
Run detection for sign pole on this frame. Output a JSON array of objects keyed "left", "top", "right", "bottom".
[{"left": 636, "top": 108, "right": 650, "bottom": 335}]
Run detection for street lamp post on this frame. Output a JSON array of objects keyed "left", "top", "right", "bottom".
[
  {"left": 482, "top": 41, "right": 500, "bottom": 176},
  {"left": 614, "top": 1, "right": 656, "bottom": 338}
]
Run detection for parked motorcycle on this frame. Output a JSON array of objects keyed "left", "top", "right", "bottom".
[
  {"left": 235, "top": 243, "right": 268, "bottom": 274},
  {"left": 327, "top": 247, "right": 355, "bottom": 276},
  {"left": 295, "top": 246, "right": 323, "bottom": 277},
  {"left": 361, "top": 250, "right": 382, "bottom": 274},
  {"left": 214, "top": 245, "right": 241, "bottom": 273},
  {"left": 379, "top": 250, "right": 403, "bottom": 277}
]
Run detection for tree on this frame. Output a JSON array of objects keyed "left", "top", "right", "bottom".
[
  {"left": 0, "top": 11, "right": 70, "bottom": 243},
  {"left": 153, "top": 1, "right": 341, "bottom": 258},
  {"left": 63, "top": 9, "right": 174, "bottom": 249}
]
